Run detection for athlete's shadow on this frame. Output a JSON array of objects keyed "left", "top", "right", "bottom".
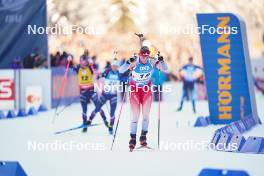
[{"left": 54, "top": 124, "right": 100, "bottom": 135}]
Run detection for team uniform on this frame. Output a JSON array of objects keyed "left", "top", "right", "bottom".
[
  {"left": 119, "top": 51, "right": 168, "bottom": 150},
  {"left": 88, "top": 67, "right": 121, "bottom": 134},
  {"left": 178, "top": 63, "right": 202, "bottom": 113},
  {"left": 72, "top": 61, "right": 106, "bottom": 132}
]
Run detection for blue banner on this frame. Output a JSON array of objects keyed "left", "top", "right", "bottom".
[
  {"left": 0, "top": 0, "right": 48, "bottom": 68},
  {"left": 197, "top": 13, "right": 260, "bottom": 124}
]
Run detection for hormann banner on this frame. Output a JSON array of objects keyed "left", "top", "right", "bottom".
[
  {"left": 197, "top": 13, "right": 260, "bottom": 124},
  {"left": 0, "top": 0, "right": 48, "bottom": 68}
]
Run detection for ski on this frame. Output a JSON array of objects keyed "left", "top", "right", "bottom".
[
  {"left": 136, "top": 145, "right": 154, "bottom": 150},
  {"left": 130, "top": 145, "right": 154, "bottom": 152},
  {"left": 54, "top": 123, "right": 100, "bottom": 135}
]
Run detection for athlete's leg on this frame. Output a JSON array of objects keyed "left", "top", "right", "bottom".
[
  {"left": 89, "top": 93, "right": 106, "bottom": 122},
  {"left": 130, "top": 91, "right": 141, "bottom": 135},
  {"left": 97, "top": 94, "right": 108, "bottom": 121},
  {"left": 129, "top": 90, "right": 140, "bottom": 149},
  {"left": 177, "top": 87, "right": 187, "bottom": 111},
  {"left": 137, "top": 89, "right": 152, "bottom": 146},
  {"left": 80, "top": 90, "right": 88, "bottom": 124},
  {"left": 190, "top": 86, "right": 196, "bottom": 113},
  {"left": 141, "top": 91, "right": 152, "bottom": 132},
  {"left": 109, "top": 95, "right": 118, "bottom": 126}
]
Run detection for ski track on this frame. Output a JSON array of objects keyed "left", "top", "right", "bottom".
[{"left": 0, "top": 83, "right": 264, "bottom": 176}]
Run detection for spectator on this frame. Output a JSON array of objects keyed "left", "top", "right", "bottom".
[
  {"left": 23, "top": 52, "right": 35, "bottom": 68},
  {"left": 11, "top": 56, "right": 23, "bottom": 69},
  {"left": 59, "top": 51, "right": 68, "bottom": 67},
  {"left": 33, "top": 53, "right": 46, "bottom": 68}
]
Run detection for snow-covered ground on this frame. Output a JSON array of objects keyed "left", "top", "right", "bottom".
[{"left": 0, "top": 83, "right": 264, "bottom": 176}]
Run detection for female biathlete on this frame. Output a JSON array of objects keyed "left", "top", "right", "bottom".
[
  {"left": 119, "top": 46, "right": 168, "bottom": 151},
  {"left": 88, "top": 59, "right": 121, "bottom": 134},
  {"left": 69, "top": 55, "right": 108, "bottom": 132}
]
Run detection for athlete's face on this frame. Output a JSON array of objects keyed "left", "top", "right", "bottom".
[
  {"left": 139, "top": 55, "right": 148, "bottom": 64},
  {"left": 80, "top": 59, "right": 88, "bottom": 68},
  {"left": 111, "top": 65, "right": 119, "bottom": 71},
  {"left": 188, "top": 58, "right": 193, "bottom": 64}
]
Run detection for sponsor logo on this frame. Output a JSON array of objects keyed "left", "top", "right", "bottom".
[
  {"left": 139, "top": 66, "right": 150, "bottom": 71},
  {"left": 0, "top": 79, "right": 14, "bottom": 100},
  {"left": 217, "top": 17, "right": 232, "bottom": 120},
  {"left": 26, "top": 94, "right": 40, "bottom": 104}
]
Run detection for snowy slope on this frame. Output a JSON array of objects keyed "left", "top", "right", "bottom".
[{"left": 0, "top": 83, "right": 264, "bottom": 176}]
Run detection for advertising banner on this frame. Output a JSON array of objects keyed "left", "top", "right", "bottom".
[
  {"left": 0, "top": 70, "right": 15, "bottom": 110},
  {"left": 25, "top": 86, "right": 42, "bottom": 112},
  {"left": 197, "top": 13, "right": 260, "bottom": 124},
  {"left": 0, "top": 0, "right": 48, "bottom": 68}
]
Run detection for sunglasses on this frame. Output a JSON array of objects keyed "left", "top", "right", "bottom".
[{"left": 140, "top": 51, "right": 150, "bottom": 56}]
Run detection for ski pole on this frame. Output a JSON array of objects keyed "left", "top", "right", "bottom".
[
  {"left": 157, "top": 51, "right": 161, "bottom": 150},
  {"left": 110, "top": 78, "right": 130, "bottom": 151},
  {"left": 55, "top": 96, "right": 79, "bottom": 116},
  {"left": 52, "top": 58, "right": 71, "bottom": 124}
]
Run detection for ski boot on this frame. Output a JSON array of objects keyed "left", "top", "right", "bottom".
[
  {"left": 103, "top": 120, "right": 109, "bottom": 128},
  {"left": 129, "top": 134, "right": 136, "bottom": 152},
  {"left": 82, "top": 121, "right": 88, "bottom": 133},
  {"left": 108, "top": 118, "right": 114, "bottom": 135},
  {"left": 82, "top": 120, "right": 92, "bottom": 133},
  {"left": 176, "top": 107, "right": 182, "bottom": 112},
  {"left": 87, "top": 119, "right": 92, "bottom": 126},
  {"left": 108, "top": 125, "right": 113, "bottom": 135},
  {"left": 139, "top": 131, "right": 148, "bottom": 146}
]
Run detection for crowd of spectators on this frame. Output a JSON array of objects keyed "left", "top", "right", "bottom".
[
  {"left": 11, "top": 48, "right": 47, "bottom": 69},
  {"left": 11, "top": 48, "right": 113, "bottom": 70}
]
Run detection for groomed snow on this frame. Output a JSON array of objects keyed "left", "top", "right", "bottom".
[{"left": 0, "top": 83, "right": 263, "bottom": 176}]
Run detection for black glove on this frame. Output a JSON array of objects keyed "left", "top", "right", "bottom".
[
  {"left": 127, "top": 57, "right": 135, "bottom": 64},
  {"left": 158, "top": 55, "right": 164, "bottom": 62}
]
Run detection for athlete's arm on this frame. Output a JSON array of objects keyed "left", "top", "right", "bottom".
[
  {"left": 119, "top": 62, "right": 130, "bottom": 74},
  {"left": 67, "top": 55, "right": 79, "bottom": 73},
  {"left": 152, "top": 55, "right": 168, "bottom": 71},
  {"left": 159, "top": 60, "right": 168, "bottom": 72},
  {"left": 119, "top": 57, "right": 135, "bottom": 73},
  {"left": 192, "top": 64, "right": 202, "bottom": 70},
  {"left": 70, "top": 64, "right": 80, "bottom": 73},
  {"left": 98, "top": 69, "right": 110, "bottom": 82}
]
